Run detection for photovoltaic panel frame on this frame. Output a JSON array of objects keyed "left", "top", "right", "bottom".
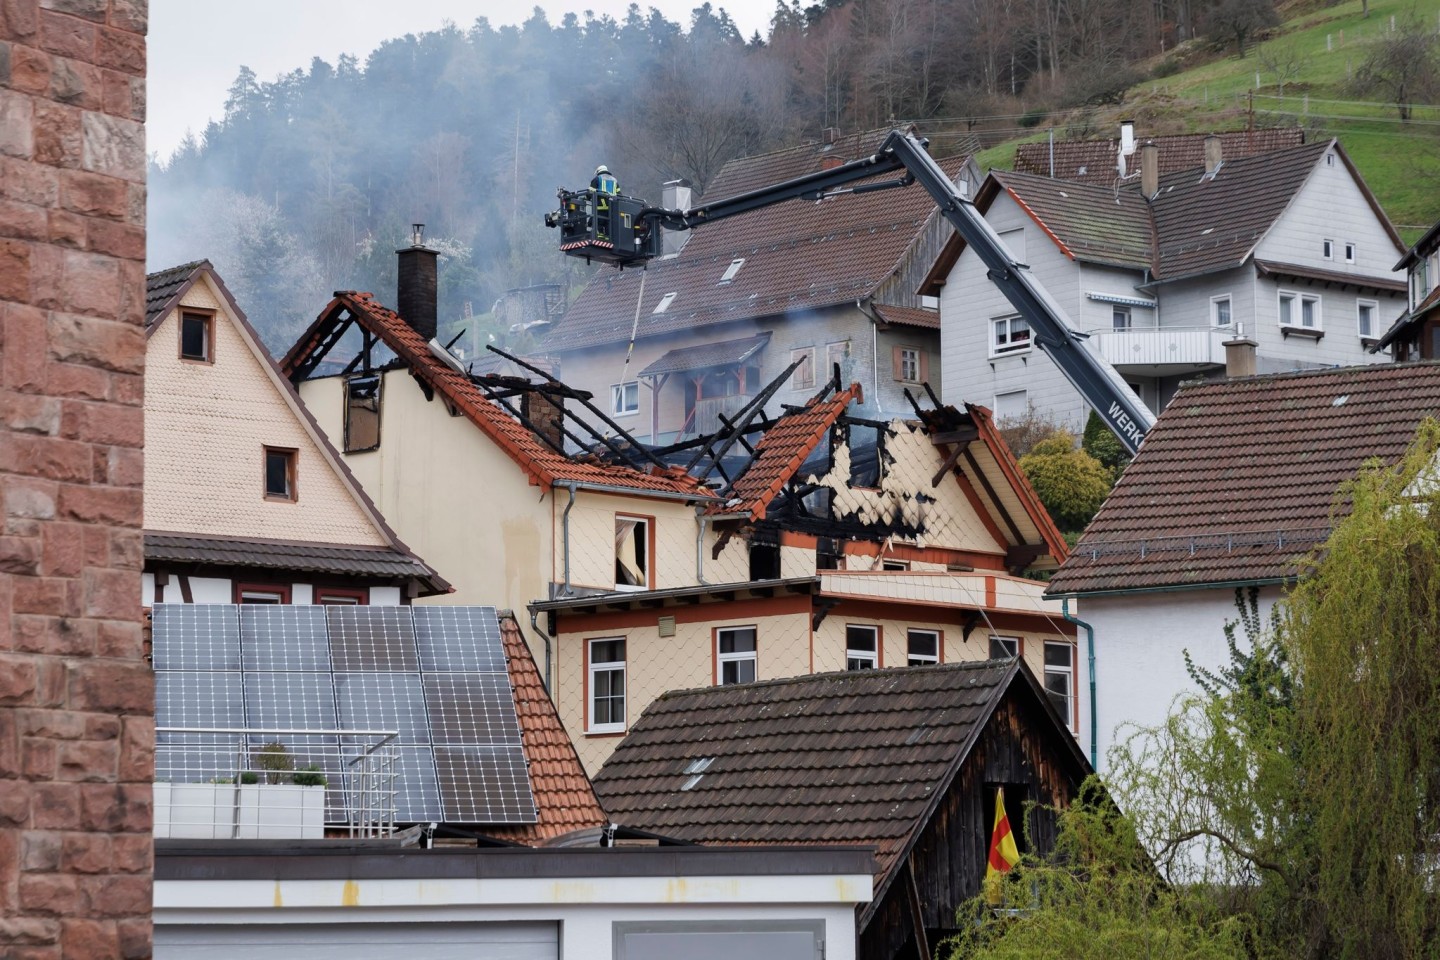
[
  {"left": 151, "top": 605, "right": 240, "bottom": 670},
  {"left": 413, "top": 605, "right": 506, "bottom": 672}
]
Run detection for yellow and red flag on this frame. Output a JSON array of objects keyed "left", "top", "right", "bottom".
[{"left": 984, "top": 787, "right": 1021, "bottom": 902}]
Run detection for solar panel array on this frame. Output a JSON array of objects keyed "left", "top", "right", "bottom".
[{"left": 152, "top": 604, "right": 536, "bottom": 824}]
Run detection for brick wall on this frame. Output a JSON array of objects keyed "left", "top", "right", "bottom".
[{"left": 1, "top": 1, "right": 151, "bottom": 958}]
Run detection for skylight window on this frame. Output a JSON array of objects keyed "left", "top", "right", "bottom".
[
  {"left": 681, "top": 756, "right": 715, "bottom": 791},
  {"left": 653, "top": 292, "right": 677, "bottom": 314},
  {"left": 718, "top": 258, "right": 745, "bottom": 284}
]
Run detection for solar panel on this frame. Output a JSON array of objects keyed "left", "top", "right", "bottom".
[
  {"left": 152, "top": 605, "right": 240, "bottom": 670},
  {"left": 436, "top": 745, "right": 536, "bottom": 822},
  {"left": 334, "top": 672, "right": 430, "bottom": 744},
  {"left": 423, "top": 674, "right": 523, "bottom": 745},
  {"left": 327, "top": 605, "right": 419, "bottom": 671},
  {"left": 151, "top": 604, "right": 536, "bottom": 826},
  {"left": 241, "top": 605, "right": 330, "bottom": 671},
  {"left": 413, "top": 605, "right": 506, "bottom": 672}
]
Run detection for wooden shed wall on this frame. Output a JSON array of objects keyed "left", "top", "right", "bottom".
[{"left": 859, "top": 688, "right": 1087, "bottom": 960}]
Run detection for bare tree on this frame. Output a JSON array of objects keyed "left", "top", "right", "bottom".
[
  {"left": 1202, "top": 0, "right": 1278, "bottom": 58},
  {"left": 1259, "top": 39, "right": 1304, "bottom": 94},
  {"left": 1353, "top": 15, "right": 1440, "bottom": 122}
]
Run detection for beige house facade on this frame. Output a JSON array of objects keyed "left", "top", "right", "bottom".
[{"left": 142, "top": 262, "right": 446, "bottom": 605}]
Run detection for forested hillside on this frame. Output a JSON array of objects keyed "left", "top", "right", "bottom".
[{"left": 148, "top": 0, "right": 1440, "bottom": 354}]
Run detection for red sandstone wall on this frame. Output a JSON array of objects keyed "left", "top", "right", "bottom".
[{"left": 0, "top": 0, "right": 151, "bottom": 957}]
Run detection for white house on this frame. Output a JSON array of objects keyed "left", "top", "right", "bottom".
[
  {"left": 921, "top": 138, "right": 1407, "bottom": 431},
  {"left": 1044, "top": 361, "right": 1440, "bottom": 769}
]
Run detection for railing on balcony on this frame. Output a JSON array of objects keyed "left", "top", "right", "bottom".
[
  {"left": 155, "top": 727, "right": 399, "bottom": 840},
  {"left": 1084, "top": 324, "right": 1229, "bottom": 369},
  {"left": 688, "top": 394, "right": 753, "bottom": 436}
]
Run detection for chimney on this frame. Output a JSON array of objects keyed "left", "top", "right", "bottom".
[
  {"left": 1140, "top": 142, "right": 1159, "bottom": 199},
  {"left": 661, "top": 179, "right": 693, "bottom": 256},
  {"left": 396, "top": 223, "right": 438, "bottom": 342},
  {"left": 1223, "top": 324, "right": 1257, "bottom": 378},
  {"left": 1203, "top": 134, "right": 1223, "bottom": 177},
  {"left": 522, "top": 390, "right": 566, "bottom": 452},
  {"left": 823, "top": 126, "right": 840, "bottom": 145}
]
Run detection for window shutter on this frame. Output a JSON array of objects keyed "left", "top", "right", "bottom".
[
  {"left": 892, "top": 345, "right": 903, "bottom": 380},
  {"left": 918, "top": 350, "right": 930, "bottom": 384}
]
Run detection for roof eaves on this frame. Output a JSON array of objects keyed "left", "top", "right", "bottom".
[
  {"left": 998, "top": 177, "right": 1077, "bottom": 262},
  {"left": 968, "top": 404, "right": 1070, "bottom": 564}
]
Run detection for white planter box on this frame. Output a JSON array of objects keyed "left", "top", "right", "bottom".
[{"left": 155, "top": 782, "right": 326, "bottom": 840}]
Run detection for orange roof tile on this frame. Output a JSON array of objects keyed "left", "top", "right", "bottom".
[
  {"left": 712, "top": 384, "right": 863, "bottom": 520},
  {"left": 282, "top": 292, "right": 716, "bottom": 500},
  {"left": 482, "top": 614, "right": 607, "bottom": 844}
]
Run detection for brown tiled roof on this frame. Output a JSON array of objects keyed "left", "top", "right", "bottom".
[
  {"left": 1253, "top": 259, "right": 1407, "bottom": 293},
  {"left": 282, "top": 292, "right": 716, "bottom": 500},
  {"left": 1375, "top": 286, "right": 1440, "bottom": 351},
  {"left": 545, "top": 142, "right": 971, "bottom": 352},
  {"left": 145, "top": 260, "right": 208, "bottom": 331},
  {"left": 1013, "top": 128, "right": 1307, "bottom": 184},
  {"left": 593, "top": 659, "right": 1081, "bottom": 889},
  {"left": 483, "top": 614, "right": 607, "bottom": 845},
  {"left": 992, "top": 170, "right": 1153, "bottom": 269},
  {"left": 1047, "top": 363, "right": 1440, "bottom": 595},
  {"left": 1148, "top": 141, "right": 1331, "bottom": 280},
  {"left": 712, "top": 384, "right": 863, "bottom": 520},
  {"left": 638, "top": 332, "right": 770, "bottom": 378},
  {"left": 872, "top": 304, "right": 940, "bottom": 329},
  {"left": 143, "top": 532, "right": 450, "bottom": 595}
]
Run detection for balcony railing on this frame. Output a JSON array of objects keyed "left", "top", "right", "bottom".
[
  {"left": 1085, "top": 325, "right": 1229, "bottom": 369},
  {"left": 155, "top": 727, "right": 399, "bottom": 840}
]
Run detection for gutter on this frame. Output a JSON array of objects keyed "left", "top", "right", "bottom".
[
  {"left": 1045, "top": 575, "right": 1291, "bottom": 601},
  {"left": 558, "top": 479, "right": 715, "bottom": 503},
  {"left": 1061, "top": 598, "right": 1098, "bottom": 768}
]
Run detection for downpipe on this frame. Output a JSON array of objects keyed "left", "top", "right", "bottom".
[
  {"left": 561, "top": 481, "right": 578, "bottom": 597},
  {"left": 528, "top": 607, "right": 553, "bottom": 697},
  {"left": 1062, "top": 597, "right": 1098, "bottom": 769},
  {"left": 696, "top": 509, "right": 710, "bottom": 586}
]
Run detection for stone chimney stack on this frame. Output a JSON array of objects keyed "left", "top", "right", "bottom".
[
  {"left": 397, "top": 223, "right": 438, "bottom": 342},
  {"left": 661, "top": 179, "right": 693, "bottom": 256},
  {"left": 1204, "top": 134, "right": 1223, "bottom": 176},
  {"left": 1140, "top": 142, "right": 1159, "bottom": 199},
  {"left": 1223, "top": 324, "right": 1258, "bottom": 378}
]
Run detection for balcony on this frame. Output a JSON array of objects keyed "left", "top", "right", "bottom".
[
  {"left": 1085, "top": 325, "right": 1229, "bottom": 376},
  {"left": 155, "top": 727, "right": 399, "bottom": 840},
  {"left": 688, "top": 394, "right": 754, "bottom": 436}
]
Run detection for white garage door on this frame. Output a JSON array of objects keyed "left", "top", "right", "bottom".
[{"left": 155, "top": 921, "right": 558, "bottom": 959}]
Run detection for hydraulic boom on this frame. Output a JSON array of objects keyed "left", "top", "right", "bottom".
[{"left": 546, "top": 130, "right": 1155, "bottom": 454}]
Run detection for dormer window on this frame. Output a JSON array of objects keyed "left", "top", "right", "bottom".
[
  {"left": 718, "top": 258, "right": 745, "bottom": 284},
  {"left": 653, "top": 292, "right": 677, "bottom": 314},
  {"left": 179, "top": 311, "right": 213, "bottom": 363}
]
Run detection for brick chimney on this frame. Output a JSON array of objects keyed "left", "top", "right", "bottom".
[
  {"left": 661, "top": 179, "right": 692, "bottom": 256},
  {"left": 397, "top": 223, "right": 438, "bottom": 342},
  {"left": 1224, "top": 324, "right": 1258, "bottom": 378},
  {"left": 1140, "top": 142, "right": 1159, "bottom": 199},
  {"left": 1204, "top": 134, "right": 1223, "bottom": 177}
]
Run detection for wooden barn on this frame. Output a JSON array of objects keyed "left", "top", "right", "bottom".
[{"left": 591, "top": 659, "right": 1094, "bottom": 960}]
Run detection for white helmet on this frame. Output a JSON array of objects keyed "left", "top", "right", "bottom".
[{"left": 595, "top": 164, "right": 609, "bottom": 175}]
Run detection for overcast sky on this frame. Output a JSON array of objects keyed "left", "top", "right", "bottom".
[{"left": 147, "top": 0, "right": 778, "bottom": 161}]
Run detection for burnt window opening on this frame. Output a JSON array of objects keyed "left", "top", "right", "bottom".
[
  {"left": 615, "top": 516, "right": 650, "bottom": 590},
  {"left": 847, "top": 423, "right": 885, "bottom": 488},
  {"left": 749, "top": 542, "right": 781, "bottom": 581},
  {"left": 179, "top": 312, "right": 212, "bottom": 362},
  {"left": 344, "top": 374, "right": 382, "bottom": 453},
  {"left": 816, "top": 537, "right": 841, "bottom": 570}
]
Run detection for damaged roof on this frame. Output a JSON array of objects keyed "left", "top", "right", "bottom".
[
  {"left": 1012, "top": 128, "right": 1306, "bottom": 184},
  {"left": 1047, "top": 362, "right": 1440, "bottom": 596},
  {"left": 281, "top": 292, "right": 716, "bottom": 500},
  {"left": 485, "top": 613, "right": 608, "bottom": 844},
  {"left": 547, "top": 131, "right": 973, "bottom": 352}
]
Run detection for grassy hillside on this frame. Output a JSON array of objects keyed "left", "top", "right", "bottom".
[{"left": 967, "top": 0, "right": 1440, "bottom": 243}]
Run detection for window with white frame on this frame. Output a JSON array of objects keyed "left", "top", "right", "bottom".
[
  {"left": 898, "top": 346, "right": 921, "bottom": 382},
  {"left": 991, "top": 315, "right": 1031, "bottom": 355},
  {"left": 1279, "top": 291, "right": 1321, "bottom": 330},
  {"left": 989, "top": 635, "right": 1020, "bottom": 659},
  {"left": 1357, "top": 299, "right": 1378, "bottom": 339},
  {"left": 652, "top": 292, "right": 677, "bottom": 314},
  {"left": 1112, "top": 305, "right": 1132, "bottom": 331},
  {"left": 717, "top": 626, "right": 757, "bottom": 685},
  {"left": 1043, "top": 641, "right": 1076, "bottom": 730},
  {"left": 846, "top": 625, "right": 879, "bottom": 670},
  {"left": 907, "top": 628, "right": 940, "bottom": 666},
  {"left": 1415, "top": 260, "right": 1431, "bottom": 308},
  {"left": 1211, "top": 295, "right": 1232, "bottom": 328},
  {"left": 1322, "top": 239, "right": 1334, "bottom": 261},
  {"left": 610, "top": 381, "right": 639, "bottom": 416},
  {"left": 1344, "top": 242, "right": 1356, "bottom": 264},
  {"left": 588, "top": 637, "right": 626, "bottom": 733},
  {"left": 718, "top": 257, "right": 746, "bottom": 283},
  {"left": 614, "top": 515, "right": 649, "bottom": 590}
]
